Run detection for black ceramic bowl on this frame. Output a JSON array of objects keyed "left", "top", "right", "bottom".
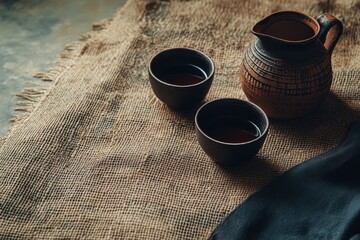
[
  {"left": 195, "top": 98, "right": 269, "bottom": 165},
  {"left": 149, "top": 48, "right": 214, "bottom": 109}
]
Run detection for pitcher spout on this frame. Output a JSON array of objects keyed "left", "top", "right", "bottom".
[{"left": 252, "top": 11, "right": 320, "bottom": 45}]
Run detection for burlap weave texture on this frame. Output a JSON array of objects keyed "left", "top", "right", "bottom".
[{"left": 0, "top": 0, "right": 359, "bottom": 239}]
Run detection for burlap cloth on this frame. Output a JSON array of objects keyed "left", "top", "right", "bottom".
[{"left": 0, "top": 0, "right": 359, "bottom": 239}]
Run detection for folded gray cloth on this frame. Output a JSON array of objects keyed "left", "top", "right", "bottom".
[{"left": 210, "top": 120, "right": 360, "bottom": 239}]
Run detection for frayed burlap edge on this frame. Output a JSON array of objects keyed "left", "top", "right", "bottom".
[{"left": 0, "top": 0, "right": 145, "bottom": 148}]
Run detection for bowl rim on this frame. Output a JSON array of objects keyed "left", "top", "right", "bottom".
[
  {"left": 148, "top": 47, "right": 215, "bottom": 88},
  {"left": 195, "top": 98, "right": 269, "bottom": 146}
]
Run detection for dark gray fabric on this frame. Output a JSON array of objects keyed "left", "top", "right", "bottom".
[{"left": 211, "top": 121, "right": 360, "bottom": 239}]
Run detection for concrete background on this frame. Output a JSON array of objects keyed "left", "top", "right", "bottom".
[{"left": 0, "top": 0, "right": 127, "bottom": 138}]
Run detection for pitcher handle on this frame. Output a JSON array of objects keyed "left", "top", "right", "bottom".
[{"left": 316, "top": 13, "right": 343, "bottom": 56}]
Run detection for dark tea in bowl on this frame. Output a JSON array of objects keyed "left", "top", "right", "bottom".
[
  {"left": 148, "top": 48, "right": 214, "bottom": 109},
  {"left": 203, "top": 119, "right": 261, "bottom": 143},
  {"left": 195, "top": 98, "right": 269, "bottom": 165},
  {"left": 159, "top": 64, "right": 208, "bottom": 86}
]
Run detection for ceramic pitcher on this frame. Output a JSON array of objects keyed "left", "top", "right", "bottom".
[{"left": 240, "top": 11, "right": 343, "bottom": 119}]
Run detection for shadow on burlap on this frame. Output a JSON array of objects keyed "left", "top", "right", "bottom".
[{"left": 0, "top": 0, "right": 359, "bottom": 239}]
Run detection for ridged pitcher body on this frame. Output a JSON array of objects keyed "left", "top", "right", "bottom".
[{"left": 240, "top": 11, "right": 343, "bottom": 119}]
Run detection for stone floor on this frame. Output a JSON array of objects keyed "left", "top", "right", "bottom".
[{"left": 0, "top": 0, "right": 127, "bottom": 138}]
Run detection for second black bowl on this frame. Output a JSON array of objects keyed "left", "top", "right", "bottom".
[{"left": 195, "top": 98, "right": 269, "bottom": 165}]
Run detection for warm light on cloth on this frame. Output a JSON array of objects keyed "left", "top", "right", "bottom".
[{"left": 0, "top": 0, "right": 359, "bottom": 238}]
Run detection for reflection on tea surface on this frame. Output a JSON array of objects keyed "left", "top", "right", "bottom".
[
  {"left": 204, "top": 119, "right": 261, "bottom": 143},
  {"left": 159, "top": 64, "right": 207, "bottom": 86}
]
